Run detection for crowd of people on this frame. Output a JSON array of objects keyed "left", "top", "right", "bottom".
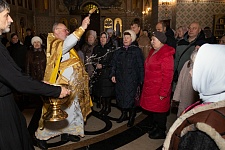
[{"left": 1, "top": 0, "right": 225, "bottom": 149}]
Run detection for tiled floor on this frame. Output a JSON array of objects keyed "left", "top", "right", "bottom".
[
  {"left": 117, "top": 113, "right": 176, "bottom": 150},
  {"left": 23, "top": 100, "right": 177, "bottom": 150}
]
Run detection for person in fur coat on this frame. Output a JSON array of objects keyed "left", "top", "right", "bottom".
[{"left": 163, "top": 44, "right": 225, "bottom": 150}]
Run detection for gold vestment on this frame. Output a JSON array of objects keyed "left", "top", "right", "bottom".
[{"left": 39, "top": 33, "right": 92, "bottom": 129}]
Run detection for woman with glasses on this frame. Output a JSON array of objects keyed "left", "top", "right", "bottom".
[{"left": 81, "top": 30, "right": 98, "bottom": 77}]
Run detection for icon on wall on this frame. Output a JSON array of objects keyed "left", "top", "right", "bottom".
[
  {"left": 114, "top": 18, "right": 122, "bottom": 37},
  {"left": 220, "top": 19, "right": 224, "bottom": 24},
  {"left": 104, "top": 18, "right": 113, "bottom": 30}
]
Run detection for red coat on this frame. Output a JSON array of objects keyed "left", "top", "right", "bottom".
[{"left": 140, "top": 44, "right": 175, "bottom": 112}]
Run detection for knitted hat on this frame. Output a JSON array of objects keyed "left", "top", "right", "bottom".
[
  {"left": 86, "top": 30, "right": 97, "bottom": 39},
  {"left": 31, "top": 36, "right": 43, "bottom": 45},
  {"left": 152, "top": 31, "right": 167, "bottom": 44},
  {"left": 123, "top": 30, "right": 136, "bottom": 42}
]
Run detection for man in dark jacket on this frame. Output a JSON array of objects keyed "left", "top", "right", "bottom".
[
  {"left": 130, "top": 18, "right": 151, "bottom": 60},
  {"left": 156, "top": 21, "right": 177, "bottom": 49},
  {"left": 173, "top": 22, "right": 206, "bottom": 91},
  {"left": 24, "top": 28, "right": 33, "bottom": 48}
]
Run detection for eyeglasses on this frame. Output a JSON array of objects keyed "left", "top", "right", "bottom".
[{"left": 56, "top": 28, "right": 70, "bottom": 32}]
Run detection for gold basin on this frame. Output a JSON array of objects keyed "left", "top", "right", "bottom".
[{"left": 42, "top": 84, "right": 69, "bottom": 121}]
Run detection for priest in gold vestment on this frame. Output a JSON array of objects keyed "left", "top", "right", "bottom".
[{"left": 35, "top": 17, "right": 92, "bottom": 149}]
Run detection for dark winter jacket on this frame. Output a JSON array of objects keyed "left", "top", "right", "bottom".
[
  {"left": 165, "top": 28, "right": 177, "bottom": 49},
  {"left": 7, "top": 41, "right": 28, "bottom": 72},
  {"left": 174, "top": 30, "right": 205, "bottom": 76},
  {"left": 110, "top": 44, "right": 144, "bottom": 109},
  {"left": 24, "top": 35, "right": 33, "bottom": 48},
  {"left": 92, "top": 42, "right": 115, "bottom": 98}
]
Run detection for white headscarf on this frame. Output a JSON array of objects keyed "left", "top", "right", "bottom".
[{"left": 192, "top": 44, "right": 225, "bottom": 103}]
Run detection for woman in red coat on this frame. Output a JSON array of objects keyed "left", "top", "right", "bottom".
[{"left": 140, "top": 31, "right": 175, "bottom": 139}]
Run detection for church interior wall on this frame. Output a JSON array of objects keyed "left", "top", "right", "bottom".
[{"left": 5, "top": 0, "right": 225, "bottom": 42}]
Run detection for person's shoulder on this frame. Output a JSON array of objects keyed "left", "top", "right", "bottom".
[
  {"left": 92, "top": 45, "right": 100, "bottom": 52},
  {"left": 139, "top": 34, "right": 150, "bottom": 41},
  {"left": 161, "top": 44, "right": 175, "bottom": 56},
  {"left": 115, "top": 46, "right": 124, "bottom": 52},
  {"left": 177, "top": 38, "right": 189, "bottom": 46},
  {"left": 51, "top": 38, "right": 63, "bottom": 46},
  {"left": 166, "top": 28, "right": 175, "bottom": 37},
  {"left": 129, "top": 45, "right": 141, "bottom": 51},
  {"left": 81, "top": 42, "right": 87, "bottom": 49},
  {"left": 94, "top": 44, "right": 101, "bottom": 49}
]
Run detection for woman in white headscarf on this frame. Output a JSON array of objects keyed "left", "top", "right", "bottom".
[
  {"left": 163, "top": 44, "right": 225, "bottom": 150},
  {"left": 192, "top": 44, "right": 225, "bottom": 103}
]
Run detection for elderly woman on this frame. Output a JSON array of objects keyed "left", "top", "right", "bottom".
[
  {"left": 140, "top": 31, "right": 175, "bottom": 139},
  {"left": 25, "top": 36, "right": 46, "bottom": 80},
  {"left": 175, "top": 26, "right": 187, "bottom": 43},
  {"left": 192, "top": 44, "right": 225, "bottom": 103},
  {"left": 25, "top": 36, "right": 47, "bottom": 142},
  {"left": 163, "top": 44, "right": 225, "bottom": 150},
  {"left": 81, "top": 30, "right": 98, "bottom": 77},
  {"left": 92, "top": 31, "right": 115, "bottom": 117},
  {"left": 111, "top": 30, "right": 144, "bottom": 127}
]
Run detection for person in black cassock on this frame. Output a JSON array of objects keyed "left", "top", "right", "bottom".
[{"left": 0, "top": 1, "right": 70, "bottom": 149}]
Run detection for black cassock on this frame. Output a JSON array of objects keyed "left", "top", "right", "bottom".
[{"left": 0, "top": 41, "right": 60, "bottom": 150}]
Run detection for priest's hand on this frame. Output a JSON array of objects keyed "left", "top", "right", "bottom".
[
  {"left": 81, "top": 16, "right": 90, "bottom": 30},
  {"left": 59, "top": 86, "right": 71, "bottom": 98}
]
